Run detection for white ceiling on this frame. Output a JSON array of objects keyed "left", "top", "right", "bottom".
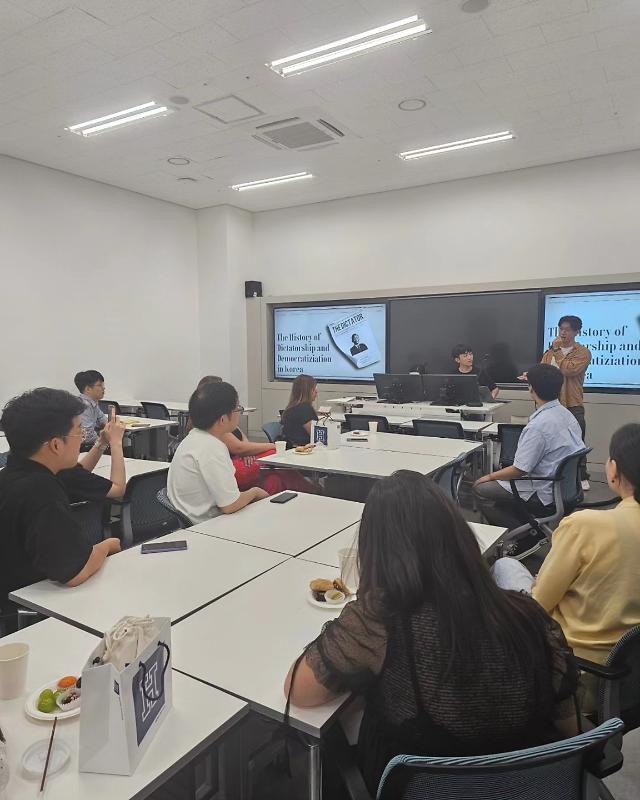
[{"left": 1, "top": 0, "right": 639, "bottom": 212}]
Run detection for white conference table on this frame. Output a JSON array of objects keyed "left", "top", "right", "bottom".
[
  {"left": 397, "top": 417, "right": 492, "bottom": 434},
  {"left": 91, "top": 455, "right": 169, "bottom": 481},
  {"left": 298, "top": 520, "right": 507, "bottom": 569},
  {"left": 10, "top": 530, "right": 287, "bottom": 636},
  {"left": 258, "top": 447, "right": 454, "bottom": 479},
  {"left": 340, "top": 431, "right": 482, "bottom": 458},
  {"left": 189, "top": 493, "right": 363, "bottom": 557},
  {"left": 329, "top": 398, "right": 503, "bottom": 420},
  {"left": 0, "top": 619, "right": 247, "bottom": 800},
  {"left": 172, "top": 557, "right": 350, "bottom": 738},
  {"left": 140, "top": 401, "right": 256, "bottom": 415}
]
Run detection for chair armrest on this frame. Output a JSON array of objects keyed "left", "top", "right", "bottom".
[
  {"left": 587, "top": 739, "right": 624, "bottom": 779},
  {"left": 571, "top": 655, "right": 629, "bottom": 681}
]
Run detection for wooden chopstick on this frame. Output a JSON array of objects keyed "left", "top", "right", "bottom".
[{"left": 39, "top": 716, "right": 57, "bottom": 793}]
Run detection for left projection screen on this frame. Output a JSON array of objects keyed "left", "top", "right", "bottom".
[{"left": 273, "top": 303, "right": 387, "bottom": 382}]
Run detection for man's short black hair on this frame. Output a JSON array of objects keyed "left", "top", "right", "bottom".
[
  {"left": 558, "top": 315, "right": 582, "bottom": 333},
  {"left": 1, "top": 388, "right": 85, "bottom": 459},
  {"left": 527, "top": 363, "right": 564, "bottom": 401},
  {"left": 451, "top": 344, "right": 473, "bottom": 360},
  {"left": 74, "top": 370, "right": 105, "bottom": 393},
  {"left": 189, "top": 382, "right": 238, "bottom": 430}
]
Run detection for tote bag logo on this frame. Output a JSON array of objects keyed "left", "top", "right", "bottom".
[
  {"left": 314, "top": 425, "right": 329, "bottom": 446},
  {"left": 132, "top": 646, "right": 166, "bottom": 745}
]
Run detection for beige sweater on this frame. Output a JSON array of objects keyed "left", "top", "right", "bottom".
[{"left": 533, "top": 497, "right": 640, "bottom": 663}]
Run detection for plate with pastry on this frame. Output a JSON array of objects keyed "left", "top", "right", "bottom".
[
  {"left": 307, "top": 578, "right": 354, "bottom": 610},
  {"left": 294, "top": 444, "right": 315, "bottom": 455}
]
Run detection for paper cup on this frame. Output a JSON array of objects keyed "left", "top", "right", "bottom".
[
  {"left": 275, "top": 440, "right": 286, "bottom": 455},
  {"left": 368, "top": 421, "right": 378, "bottom": 433},
  {"left": 339, "top": 547, "right": 359, "bottom": 592},
  {"left": 0, "top": 642, "right": 29, "bottom": 700}
]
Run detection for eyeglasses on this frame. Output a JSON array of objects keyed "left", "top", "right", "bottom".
[
  {"left": 233, "top": 405, "right": 245, "bottom": 414},
  {"left": 64, "top": 429, "right": 88, "bottom": 442}
]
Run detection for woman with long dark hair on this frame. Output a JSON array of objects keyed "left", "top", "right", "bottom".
[
  {"left": 285, "top": 472, "right": 578, "bottom": 793},
  {"left": 281, "top": 374, "right": 318, "bottom": 448}
]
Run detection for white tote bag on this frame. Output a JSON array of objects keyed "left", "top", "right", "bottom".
[
  {"left": 311, "top": 418, "right": 341, "bottom": 450},
  {"left": 79, "top": 616, "right": 172, "bottom": 776}
]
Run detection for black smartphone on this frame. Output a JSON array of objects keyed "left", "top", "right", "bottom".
[
  {"left": 270, "top": 492, "right": 298, "bottom": 504},
  {"left": 141, "top": 540, "right": 188, "bottom": 554}
]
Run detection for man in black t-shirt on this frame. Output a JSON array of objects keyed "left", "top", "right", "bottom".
[
  {"left": 0, "top": 389, "right": 121, "bottom": 617},
  {"left": 451, "top": 344, "right": 500, "bottom": 400}
]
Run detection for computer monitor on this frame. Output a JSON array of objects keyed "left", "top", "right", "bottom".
[
  {"left": 373, "top": 373, "right": 425, "bottom": 403},
  {"left": 423, "top": 374, "right": 481, "bottom": 406}
]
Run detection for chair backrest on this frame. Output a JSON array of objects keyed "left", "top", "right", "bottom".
[
  {"left": 156, "top": 487, "right": 193, "bottom": 529},
  {"left": 140, "top": 401, "right": 171, "bottom": 420},
  {"left": 262, "top": 421, "right": 283, "bottom": 443},
  {"left": 600, "top": 625, "right": 640, "bottom": 733},
  {"left": 553, "top": 448, "right": 591, "bottom": 512},
  {"left": 99, "top": 400, "right": 121, "bottom": 415},
  {"left": 413, "top": 419, "right": 464, "bottom": 439},
  {"left": 70, "top": 500, "right": 108, "bottom": 546},
  {"left": 377, "top": 718, "right": 624, "bottom": 800},
  {"left": 344, "top": 414, "right": 390, "bottom": 433},
  {"left": 120, "top": 469, "right": 176, "bottom": 546},
  {"left": 431, "top": 453, "right": 467, "bottom": 501},
  {"left": 497, "top": 423, "right": 525, "bottom": 467}
]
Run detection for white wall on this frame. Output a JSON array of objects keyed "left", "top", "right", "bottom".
[
  {"left": 196, "top": 205, "right": 252, "bottom": 403},
  {"left": 0, "top": 155, "right": 201, "bottom": 407},
  {"left": 252, "top": 149, "right": 640, "bottom": 296}
]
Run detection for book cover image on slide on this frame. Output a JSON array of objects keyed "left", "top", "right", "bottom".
[{"left": 328, "top": 309, "right": 382, "bottom": 371}]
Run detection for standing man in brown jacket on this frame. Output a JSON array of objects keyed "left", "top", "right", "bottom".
[{"left": 541, "top": 315, "right": 592, "bottom": 489}]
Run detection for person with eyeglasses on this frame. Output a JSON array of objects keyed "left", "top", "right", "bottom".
[
  {"left": 0, "top": 388, "right": 121, "bottom": 629},
  {"left": 168, "top": 381, "right": 269, "bottom": 524}
]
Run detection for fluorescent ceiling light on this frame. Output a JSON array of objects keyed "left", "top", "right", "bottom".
[
  {"left": 230, "top": 172, "right": 313, "bottom": 191},
  {"left": 267, "top": 15, "right": 430, "bottom": 77},
  {"left": 398, "top": 131, "right": 515, "bottom": 159},
  {"left": 66, "top": 101, "right": 170, "bottom": 137}
]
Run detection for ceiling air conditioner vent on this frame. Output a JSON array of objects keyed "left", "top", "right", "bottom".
[{"left": 252, "top": 115, "right": 346, "bottom": 151}]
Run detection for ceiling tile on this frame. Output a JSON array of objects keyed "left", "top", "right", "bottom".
[
  {"left": 89, "top": 14, "right": 174, "bottom": 58},
  {"left": 75, "top": 0, "right": 164, "bottom": 26},
  {"left": 5, "top": 0, "right": 71, "bottom": 19},
  {"left": 0, "top": 1, "right": 39, "bottom": 38}
]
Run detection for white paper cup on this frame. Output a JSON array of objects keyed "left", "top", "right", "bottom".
[
  {"left": 275, "top": 440, "right": 286, "bottom": 455},
  {"left": 368, "top": 421, "right": 378, "bottom": 433},
  {"left": 0, "top": 642, "right": 29, "bottom": 700},
  {"left": 339, "top": 547, "right": 359, "bottom": 592}
]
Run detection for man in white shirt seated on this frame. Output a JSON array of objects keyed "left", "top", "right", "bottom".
[
  {"left": 168, "top": 382, "right": 268, "bottom": 524},
  {"left": 473, "top": 363, "right": 584, "bottom": 559}
]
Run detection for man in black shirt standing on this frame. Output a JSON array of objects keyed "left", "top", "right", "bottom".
[
  {"left": 0, "top": 388, "right": 121, "bottom": 622},
  {"left": 451, "top": 344, "right": 500, "bottom": 400}
]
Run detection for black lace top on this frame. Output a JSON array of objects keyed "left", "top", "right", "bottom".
[{"left": 305, "top": 592, "right": 578, "bottom": 793}]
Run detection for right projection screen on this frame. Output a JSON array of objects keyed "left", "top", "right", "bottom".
[
  {"left": 543, "top": 288, "right": 640, "bottom": 390},
  {"left": 389, "top": 291, "right": 541, "bottom": 382}
]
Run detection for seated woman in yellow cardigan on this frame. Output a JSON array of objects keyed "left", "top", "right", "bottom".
[{"left": 494, "top": 422, "right": 640, "bottom": 666}]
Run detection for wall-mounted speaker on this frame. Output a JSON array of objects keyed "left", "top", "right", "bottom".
[{"left": 245, "top": 280, "right": 262, "bottom": 298}]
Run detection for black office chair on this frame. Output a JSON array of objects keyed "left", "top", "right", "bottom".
[
  {"left": 504, "top": 448, "right": 591, "bottom": 546},
  {"left": 412, "top": 419, "right": 464, "bottom": 439},
  {"left": 574, "top": 625, "right": 640, "bottom": 737},
  {"left": 70, "top": 500, "right": 110, "bottom": 545},
  {"left": 344, "top": 414, "right": 390, "bottom": 433},
  {"left": 324, "top": 717, "right": 623, "bottom": 800},
  {"left": 140, "top": 401, "right": 180, "bottom": 456},
  {"left": 431, "top": 453, "right": 468, "bottom": 502},
  {"left": 497, "top": 423, "right": 525, "bottom": 467},
  {"left": 262, "top": 421, "right": 283, "bottom": 443},
  {"left": 117, "top": 469, "right": 177, "bottom": 547},
  {"left": 99, "top": 400, "right": 122, "bottom": 415},
  {"left": 156, "top": 487, "right": 193, "bottom": 529}
]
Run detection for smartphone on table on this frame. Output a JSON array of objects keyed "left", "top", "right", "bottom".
[
  {"left": 270, "top": 492, "right": 298, "bottom": 504},
  {"left": 140, "top": 540, "right": 188, "bottom": 554}
]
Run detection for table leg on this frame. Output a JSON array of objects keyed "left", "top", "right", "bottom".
[{"left": 308, "top": 739, "right": 322, "bottom": 800}]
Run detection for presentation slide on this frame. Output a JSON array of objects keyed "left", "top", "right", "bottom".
[
  {"left": 544, "top": 289, "right": 640, "bottom": 389},
  {"left": 274, "top": 303, "right": 387, "bottom": 381}
]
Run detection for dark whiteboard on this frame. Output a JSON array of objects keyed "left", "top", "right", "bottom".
[{"left": 389, "top": 291, "right": 541, "bottom": 382}]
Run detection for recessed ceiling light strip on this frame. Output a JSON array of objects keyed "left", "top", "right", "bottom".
[
  {"left": 230, "top": 172, "right": 313, "bottom": 191},
  {"left": 268, "top": 15, "right": 429, "bottom": 76},
  {"left": 66, "top": 101, "right": 170, "bottom": 137},
  {"left": 399, "top": 131, "right": 515, "bottom": 160}
]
